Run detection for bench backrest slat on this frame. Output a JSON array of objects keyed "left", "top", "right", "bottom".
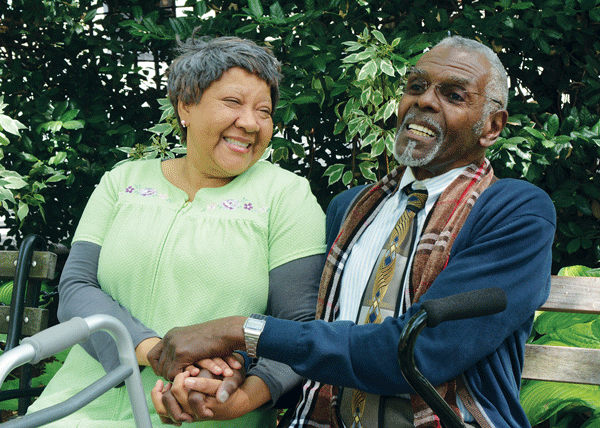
[
  {"left": 0, "top": 251, "right": 57, "bottom": 281},
  {"left": 522, "top": 275, "right": 600, "bottom": 383}
]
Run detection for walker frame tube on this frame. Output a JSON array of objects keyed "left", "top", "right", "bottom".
[{"left": 0, "top": 314, "right": 152, "bottom": 428}]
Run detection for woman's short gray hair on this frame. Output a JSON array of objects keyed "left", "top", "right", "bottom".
[{"left": 167, "top": 29, "right": 282, "bottom": 142}]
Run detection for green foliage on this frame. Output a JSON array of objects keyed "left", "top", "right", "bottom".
[
  {"left": 489, "top": 108, "right": 600, "bottom": 271},
  {"left": 324, "top": 28, "right": 427, "bottom": 186},
  {"left": 521, "top": 266, "right": 600, "bottom": 427},
  {"left": 1, "top": 0, "right": 599, "bottom": 272},
  {"left": 0, "top": 0, "right": 173, "bottom": 247},
  {"left": 0, "top": 96, "right": 67, "bottom": 231}
]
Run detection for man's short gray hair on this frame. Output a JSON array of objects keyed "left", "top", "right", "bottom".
[
  {"left": 436, "top": 35, "right": 508, "bottom": 116},
  {"left": 167, "top": 29, "right": 282, "bottom": 143}
]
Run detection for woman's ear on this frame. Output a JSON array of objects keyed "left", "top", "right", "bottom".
[
  {"left": 178, "top": 100, "right": 190, "bottom": 124},
  {"left": 480, "top": 109, "right": 508, "bottom": 148}
]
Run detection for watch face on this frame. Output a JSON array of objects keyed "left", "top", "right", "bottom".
[{"left": 246, "top": 318, "right": 265, "bottom": 330}]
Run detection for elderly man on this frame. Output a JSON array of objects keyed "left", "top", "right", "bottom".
[{"left": 149, "top": 35, "right": 556, "bottom": 428}]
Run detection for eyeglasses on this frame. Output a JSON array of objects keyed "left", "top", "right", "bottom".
[{"left": 402, "top": 75, "right": 503, "bottom": 108}]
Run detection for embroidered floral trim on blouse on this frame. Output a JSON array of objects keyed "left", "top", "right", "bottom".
[
  {"left": 205, "top": 197, "right": 269, "bottom": 213},
  {"left": 122, "top": 185, "right": 172, "bottom": 202},
  {"left": 122, "top": 186, "right": 269, "bottom": 213}
]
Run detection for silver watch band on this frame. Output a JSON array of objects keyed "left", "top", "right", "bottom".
[{"left": 243, "top": 313, "right": 267, "bottom": 358}]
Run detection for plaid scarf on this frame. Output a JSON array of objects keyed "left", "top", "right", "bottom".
[{"left": 282, "top": 160, "right": 495, "bottom": 428}]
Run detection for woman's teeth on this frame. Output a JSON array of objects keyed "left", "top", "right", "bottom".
[{"left": 224, "top": 137, "right": 250, "bottom": 148}]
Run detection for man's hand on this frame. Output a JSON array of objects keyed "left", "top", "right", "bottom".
[{"left": 148, "top": 316, "right": 247, "bottom": 380}]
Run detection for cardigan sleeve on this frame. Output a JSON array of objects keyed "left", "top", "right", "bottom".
[{"left": 255, "top": 179, "right": 556, "bottom": 395}]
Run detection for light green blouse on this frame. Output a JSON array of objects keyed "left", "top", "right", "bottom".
[{"left": 27, "top": 159, "right": 326, "bottom": 427}]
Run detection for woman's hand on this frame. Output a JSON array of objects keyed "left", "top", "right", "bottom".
[
  {"left": 182, "top": 375, "right": 271, "bottom": 420},
  {"left": 151, "top": 355, "right": 246, "bottom": 423},
  {"left": 135, "top": 337, "right": 161, "bottom": 366}
]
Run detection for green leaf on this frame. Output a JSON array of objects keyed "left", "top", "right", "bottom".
[
  {"left": 292, "top": 95, "right": 319, "bottom": 105},
  {"left": 269, "top": 2, "right": 286, "bottom": 21},
  {"left": 383, "top": 100, "right": 397, "bottom": 122},
  {"left": 342, "top": 170, "right": 353, "bottom": 186},
  {"left": 359, "top": 161, "right": 377, "bottom": 181},
  {"left": 358, "top": 60, "right": 378, "bottom": 81},
  {"left": 380, "top": 58, "right": 395, "bottom": 77},
  {"left": 580, "top": 0, "right": 596, "bottom": 11},
  {"left": 148, "top": 123, "right": 173, "bottom": 134},
  {"left": 573, "top": 194, "right": 593, "bottom": 216},
  {"left": 60, "top": 109, "right": 79, "bottom": 122},
  {"left": 49, "top": 152, "right": 67, "bottom": 165},
  {"left": 558, "top": 265, "right": 600, "bottom": 277},
  {"left": 62, "top": 120, "right": 84, "bottom": 130},
  {"left": 42, "top": 121, "right": 64, "bottom": 133},
  {"left": 566, "top": 238, "right": 581, "bottom": 254},
  {"left": 521, "top": 380, "right": 600, "bottom": 425},
  {"left": 371, "top": 30, "right": 387, "bottom": 45},
  {"left": 324, "top": 163, "right": 345, "bottom": 185},
  {"left": 545, "top": 114, "right": 560, "bottom": 137},
  {"left": 1, "top": 175, "right": 27, "bottom": 189},
  {"left": 247, "top": 0, "right": 264, "bottom": 17},
  {"left": 16, "top": 201, "right": 29, "bottom": 221},
  {"left": 361, "top": 133, "right": 378, "bottom": 148},
  {"left": 0, "top": 114, "right": 25, "bottom": 136},
  {"left": 523, "top": 127, "right": 545, "bottom": 140},
  {"left": 0, "top": 187, "right": 16, "bottom": 204},
  {"left": 370, "top": 138, "right": 385, "bottom": 157},
  {"left": 83, "top": 8, "right": 97, "bottom": 22},
  {"left": 46, "top": 174, "right": 67, "bottom": 183},
  {"left": 271, "top": 146, "right": 288, "bottom": 164}
]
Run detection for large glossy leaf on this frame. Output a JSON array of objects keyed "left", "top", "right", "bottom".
[{"left": 521, "top": 381, "right": 600, "bottom": 425}]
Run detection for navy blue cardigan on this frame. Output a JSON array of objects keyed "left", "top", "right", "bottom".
[{"left": 258, "top": 178, "right": 556, "bottom": 428}]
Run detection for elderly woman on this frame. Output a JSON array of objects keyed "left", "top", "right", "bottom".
[{"left": 25, "top": 32, "right": 326, "bottom": 428}]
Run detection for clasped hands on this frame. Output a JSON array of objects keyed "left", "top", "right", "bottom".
[{"left": 147, "top": 317, "right": 254, "bottom": 425}]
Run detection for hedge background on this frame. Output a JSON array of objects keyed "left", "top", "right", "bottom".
[{"left": 1, "top": 0, "right": 599, "bottom": 273}]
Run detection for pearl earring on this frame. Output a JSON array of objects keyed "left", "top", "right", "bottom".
[{"left": 181, "top": 120, "right": 187, "bottom": 128}]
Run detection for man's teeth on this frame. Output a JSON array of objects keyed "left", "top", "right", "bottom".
[
  {"left": 408, "top": 124, "right": 435, "bottom": 137},
  {"left": 224, "top": 137, "right": 250, "bottom": 148}
]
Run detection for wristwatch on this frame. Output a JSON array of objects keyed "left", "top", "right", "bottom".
[{"left": 243, "top": 314, "right": 267, "bottom": 358}]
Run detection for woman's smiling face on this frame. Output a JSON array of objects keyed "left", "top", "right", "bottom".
[{"left": 179, "top": 67, "right": 273, "bottom": 182}]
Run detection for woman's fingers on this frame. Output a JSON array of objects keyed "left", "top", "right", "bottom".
[
  {"left": 150, "top": 380, "right": 182, "bottom": 426},
  {"left": 183, "top": 376, "right": 223, "bottom": 395},
  {"left": 171, "top": 371, "right": 196, "bottom": 416},
  {"left": 197, "top": 357, "right": 235, "bottom": 377}
]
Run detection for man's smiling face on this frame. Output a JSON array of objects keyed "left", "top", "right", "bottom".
[{"left": 393, "top": 44, "right": 494, "bottom": 180}]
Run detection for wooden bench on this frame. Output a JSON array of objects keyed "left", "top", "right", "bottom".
[
  {"left": 0, "top": 234, "right": 58, "bottom": 414},
  {"left": 522, "top": 274, "right": 600, "bottom": 385}
]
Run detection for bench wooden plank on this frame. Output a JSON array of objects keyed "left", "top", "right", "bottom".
[
  {"left": 539, "top": 275, "right": 600, "bottom": 314},
  {"left": 0, "top": 306, "right": 49, "bottom": 336},
  {"left": 0, "top": 251, "right": 57, "bottom": 281},
  {"left": 523, "top": 344, "right": 600, "bottom": 384}
]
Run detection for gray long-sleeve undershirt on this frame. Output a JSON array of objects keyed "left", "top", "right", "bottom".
[{"left": 57, "top": 240, "right": 324, "bottom": 406}]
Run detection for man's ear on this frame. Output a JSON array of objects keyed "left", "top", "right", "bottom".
[{"left": 480, "top": 109, "right": 508, "bottom": 148}]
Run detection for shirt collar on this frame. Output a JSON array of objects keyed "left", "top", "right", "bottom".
[{"left": 397, "top": 165, "right": 469, "bottom": 205}]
